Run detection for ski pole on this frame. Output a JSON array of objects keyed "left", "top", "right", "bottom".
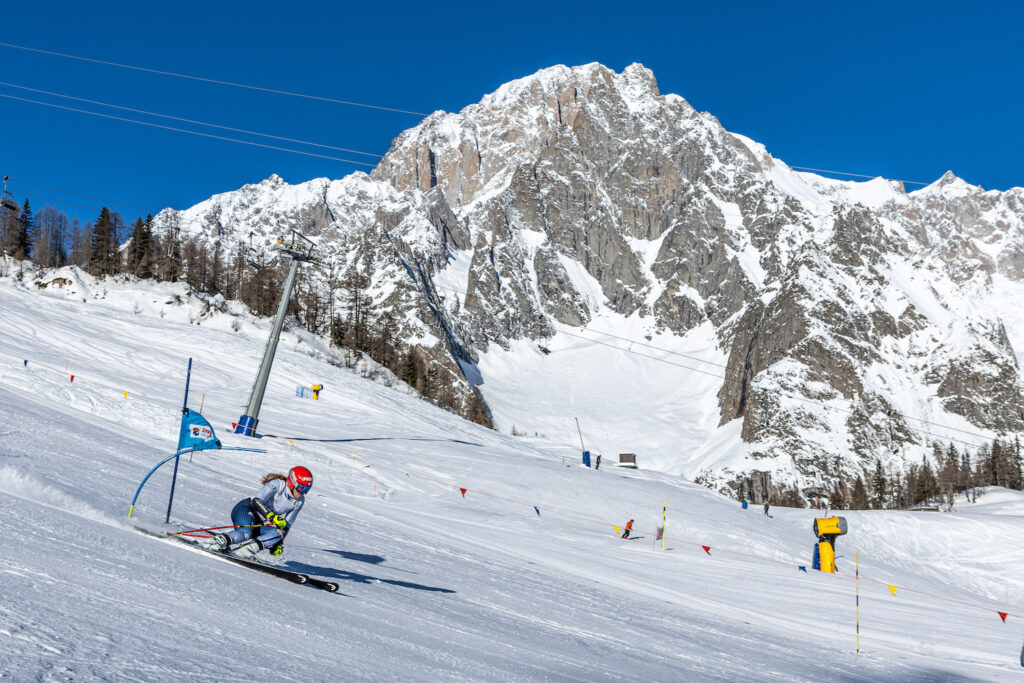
[
  {"left": 167, "top": 523, "right": 271, "bottom": 536},
  {"left": 179, "top": 528, "right": 268, "bottom": 540},
  {"left": 226, "top": 538, "right": 260, "bottom": 552}
]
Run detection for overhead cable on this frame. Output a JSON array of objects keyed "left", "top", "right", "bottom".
[
  {"left": 0, "top": 92, "right": 377, "bottom": 167},
  {"left": 10, "top": 178, "right": 151, "bottom": 212},
  {"left": 790, "top": 165, "right": 929, "bottom": 187},
  {"left": 0, "top": 41, "right": 429, "bottom": 116},
  {"left": 0, "top": 80, "right": 384, "bottom": 159},
  {"left": 0, "top": 44, "right": 946, "bottom": 189}
]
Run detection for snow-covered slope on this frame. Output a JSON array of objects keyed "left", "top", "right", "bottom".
[{"left": 1, "top": 269, "right": 1022, "bottom": 680}]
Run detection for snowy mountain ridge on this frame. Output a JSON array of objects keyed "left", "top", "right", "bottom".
[
  {"left": 2, "top": 263, "right": 1023, "bottom": 680},
  {"left": 151, "top": 62, "right": 1024, "bottom": 501}
]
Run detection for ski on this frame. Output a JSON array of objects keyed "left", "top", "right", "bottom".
[
  {"left": 211, "top": 548, "right": 339, "bottom": 592},
  {"left": 135, "top": 527, "right": 340, "bottom": 592},
  {"left": 305, "top": 576, "right": 341, "bottom": 592}
]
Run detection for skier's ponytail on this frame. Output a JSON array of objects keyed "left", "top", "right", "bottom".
[{"left": 262, "top": 473, "right": 287, "bottom": 485}]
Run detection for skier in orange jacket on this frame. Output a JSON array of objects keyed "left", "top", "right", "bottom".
[{"left": 621, "top": 519, "right": 634, "bottom": 539}]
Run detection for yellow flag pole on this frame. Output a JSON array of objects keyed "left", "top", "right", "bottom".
[
  {"left": 662, "top": 501, "right": 667, "bottom": 550},
  {"left": 856, "top": 552, "right": 860, "bottom": 653},
  {"left": 353, "top": 448, "right": 357, "bottom": 471}
]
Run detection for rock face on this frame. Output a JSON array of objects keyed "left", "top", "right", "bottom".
[{"left": 154, "top": 62, "right": 1024, "bottom": 500}]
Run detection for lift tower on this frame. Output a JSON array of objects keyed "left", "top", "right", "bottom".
[{"left": 234, "top": 229, "right": 317, "bottom": 437}]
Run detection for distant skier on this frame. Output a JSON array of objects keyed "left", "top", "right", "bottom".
[
  {"left": 595, "top": 454, "right": 602, "bottom": 470},
  {"left": 763, "top": 503, "right": 771, "bottom": 518},
  {"left": 621, "top": 519, "right": 634, "bottom": 539},
  {"left": 206, "top": 466, "right": 313, "bottom": 558}
]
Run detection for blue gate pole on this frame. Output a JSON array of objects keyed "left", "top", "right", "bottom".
[
  {"left": 166, "top": 358, "right": 193, "bottom": 524},
  {"left": 165, "top": 450, "right": 186, "bottom": 523}
]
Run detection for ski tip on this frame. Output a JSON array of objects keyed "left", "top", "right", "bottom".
[{"left": 322, "top": 582, "right": 340, "bottom": 592}]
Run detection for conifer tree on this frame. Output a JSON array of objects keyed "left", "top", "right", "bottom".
[
  {"left": 0, "top": 199, "right": 31, "bottom": 259},
  {"left": 901, "top": 463, "right": 919, "bottom": 508},
  {"left": 371, "top": 311, "right": 399, "bottom": 371},
  {"left": 206, "top": 239, "right": 223, "bottom": 294},
  {"left": 959, "top": 450, "right": 973, "bottom": 497},
  {"left": 87, "top": 208, "right": 119, "bottom": 275},
  {"left": 17, "top": 199, "right": 33, "bottom": 259},
  {"left": 850, "top": 476, "right": 869, "bottom": 510},
  {"left": 0, "top": 202, "right": 20, "bottom": 256},
  {"left": 401, "top": 348, "right": 419, "bottom": 387},
  {"left": 870, "top": 459, "right": 887, "bottom": 509},
  {"left": 181, "top": 238, "right": 202, "bottom": 291},
  {"left": 127, "top": 215, "right": 155, "bottom": 278},
  {"left": 913, "top": 456, "right": 939, "bottom": 504}
]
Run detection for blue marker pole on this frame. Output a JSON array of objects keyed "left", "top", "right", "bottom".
[
  {"left": 129, "top": 446, "right": 264, "bottom": 519},
  {"left": 166, "top": 358, "right": 193, "bottom": 523}
]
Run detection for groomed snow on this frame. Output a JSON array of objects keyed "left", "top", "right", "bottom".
[{"left": 1, "top": 269, "right": 1022, "bottom": 680}]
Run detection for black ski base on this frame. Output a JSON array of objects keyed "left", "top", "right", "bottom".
[{"left": 136, "top": 527, "right": 340, "bottom": 593}]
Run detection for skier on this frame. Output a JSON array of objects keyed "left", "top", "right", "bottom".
[
  {"left": 206, "top": 466, "right": 313, "bottom": 558},
  {"left": 763, "top": 503, "right": 771, "bottom": 517},
  {"left": 595, "top": 454, "right": 602, "bottom": 470},
  {"left": 621, "top": 519, "right": 634, "bottom": 539}
]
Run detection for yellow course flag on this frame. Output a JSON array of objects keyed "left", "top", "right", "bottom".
[
  {"left": 888, "top": 584, "right": 898, "bottom": 596},
  {"left": 612, "top": 526, "right": 621, "bottom": 535},
  {"left": 123, "top": 392, "right": 129, "bottom": 399}
]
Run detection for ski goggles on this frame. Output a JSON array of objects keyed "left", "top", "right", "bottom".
[{"left": 288, "top": 472, "right": 312, "bottom": 494}]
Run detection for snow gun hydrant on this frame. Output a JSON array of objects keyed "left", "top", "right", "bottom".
[{"left": 812, "top": 516, "right": 848, "bottom": 573}]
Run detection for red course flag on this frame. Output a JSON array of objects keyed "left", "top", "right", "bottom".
[
  {"left": 70, "top": 375, "right": 75, "bottom": 383},
  {"left": 998, "top": 611, "right": 1008, "bottom": 623},
  {"left": 459, "top": 488, "right": 467, "bottom": 498},
  {"left": 702, "top": 545, "right": 711, "bottom": 555}
]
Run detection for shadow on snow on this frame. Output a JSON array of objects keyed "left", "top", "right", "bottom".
[{"left": 283, "top": 557, "right": 456, "bottom": 593}]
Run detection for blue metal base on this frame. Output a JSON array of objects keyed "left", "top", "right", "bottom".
[{"left": 235, "top": 414, "right": 258, "bottom": 436}]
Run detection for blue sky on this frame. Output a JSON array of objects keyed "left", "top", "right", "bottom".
[{"left": 1, "top": 1, "right": 1021, "bottom": 224}]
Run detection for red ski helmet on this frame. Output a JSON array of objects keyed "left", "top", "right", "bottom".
[{"left": 287, "top": 466, "right": 313, "bottom": 494}]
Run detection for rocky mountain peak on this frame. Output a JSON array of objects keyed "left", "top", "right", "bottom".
[
  {"left": 919, "top": 170, "right": 979, "bottom": 196},
  {"left": 154, "top": 63, "right": 1024, "bottom": 504}
]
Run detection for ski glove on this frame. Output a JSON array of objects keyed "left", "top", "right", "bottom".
[
  {"left": 270, "top": 544, "right": 284, "bottom": 556},
  {"left": 268, "top": 513, "right": 288, "bottom": 529}
]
